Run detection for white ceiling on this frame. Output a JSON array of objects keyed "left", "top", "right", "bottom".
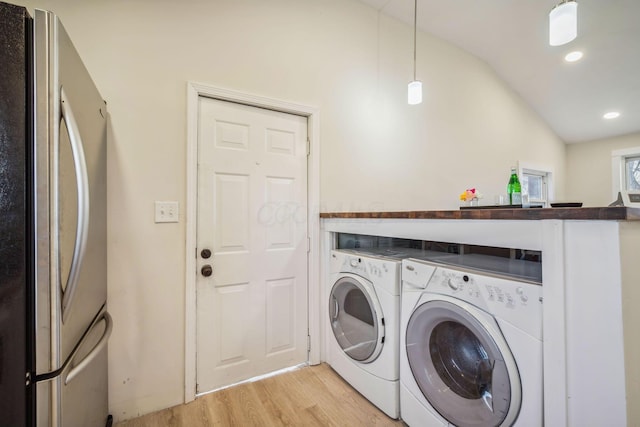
[{"left": 358, "top": 0, "right": 640, "bottom": 143}]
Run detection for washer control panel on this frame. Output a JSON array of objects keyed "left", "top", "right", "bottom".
[
  {"left": 425, "top": 265, "right": 543, "bottom": 339},
  {"left": 330, "top": 250, "right": 401, "bottom": 296},
  {"left": 432, "top": 268, "right": 535, "bottom": 308}
]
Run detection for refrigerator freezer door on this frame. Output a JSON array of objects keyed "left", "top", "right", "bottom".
[
  {"left": 34, "top": 9, "right": 109, "bottom": 427},
  {"left": 60, "top": 308, "right": 112, "bottom": 427}
]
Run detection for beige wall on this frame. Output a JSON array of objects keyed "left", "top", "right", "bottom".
[
  {"left": 566, "top": 132, "right": 640, "bottom": 206},
  {"left": 15, "top": 0, "right": 566, "bottom": 421}
]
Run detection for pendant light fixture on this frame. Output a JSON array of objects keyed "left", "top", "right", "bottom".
[
  {"left": 408, "top": 0, "right": 422, "bottom": 105},
  {"left": 549, "top": 0, "right": 578, "bottom": 46}
]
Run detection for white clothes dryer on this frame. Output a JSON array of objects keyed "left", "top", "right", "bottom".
[
  {"left": 327, "top": 248, "right": 446, "bottom": 419},
  {"left": 400, "top": 255, "right": 543, "bottom": 427}
]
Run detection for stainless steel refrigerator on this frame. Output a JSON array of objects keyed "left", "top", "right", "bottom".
[{"left": 0, "top": 2, "right": 113, "bottom": 426}]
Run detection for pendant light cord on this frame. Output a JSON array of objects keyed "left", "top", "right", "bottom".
[{"left": 413, "top": 0, "right": 417, "bottom": 80}]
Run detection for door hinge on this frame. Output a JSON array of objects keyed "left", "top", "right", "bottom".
[
  {"left": 306, "top": 138, "right": 311, "bottom": 156},
  {"left": 306, "top": 236, "right": 311, "bottom": 253},
  {"left": 307, "top": 335, "right": 311, "bottom": 352}
]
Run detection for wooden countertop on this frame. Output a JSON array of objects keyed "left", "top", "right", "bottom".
[{"left": 320, "top": 206, "right": 640, "bottom": 221}]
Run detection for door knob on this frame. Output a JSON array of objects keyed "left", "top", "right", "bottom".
[
  {"left": 201, "top": 265, "right": 213, "bottom": 277},
  {"left": 201, "top": 249, "right": 212, "bottom": 259}
]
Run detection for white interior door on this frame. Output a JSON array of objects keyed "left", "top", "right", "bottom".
[{"left": 195, "top": 97, "right": 309, "bottom": 393}]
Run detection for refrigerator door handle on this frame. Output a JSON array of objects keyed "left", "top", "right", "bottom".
[
  {"left": 59, "top": 86, "right": 90, "bottom": 324},
  {"left": 64, "top": 311, "right": 113, "bottom": 385}
]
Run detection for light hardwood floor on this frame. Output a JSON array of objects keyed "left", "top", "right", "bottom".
[{"left": 115, "top": 363, "right": 406, "bottom": 427}]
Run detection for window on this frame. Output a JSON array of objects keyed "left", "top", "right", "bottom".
[
  {"left": 624, "top": 155, "right": 640, "bottom": 190},
  {"left": 611, "top": 147, "right": 640, "bottom": 197},
  {"left": 522, "top": 172, "right": 545, "bottom": 202},
  {"left": 521, "top": 168, "right": 551, "bottom": 207}
]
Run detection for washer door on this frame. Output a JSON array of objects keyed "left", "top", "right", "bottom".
[
  {"left": 329, "top": 274, "right": 384, "bottom": 363},
  {"left": 406, "top": 298, "right": 521, "bottom": 427}
]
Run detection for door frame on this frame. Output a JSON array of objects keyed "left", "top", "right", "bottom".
[{"left": 184, "top": 82, "right": 320, "bottom": 402}]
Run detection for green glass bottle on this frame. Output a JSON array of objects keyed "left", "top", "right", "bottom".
[{"left": 507, "top": 167, "right": 522, "bottom": 205}]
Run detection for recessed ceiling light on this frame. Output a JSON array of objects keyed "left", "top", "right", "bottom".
[
  {"left": 603, "top": 111, "right": 620, "bottom": 120},
  {"left": 564, "top": 51, "right": 583, "bottom": 62}
]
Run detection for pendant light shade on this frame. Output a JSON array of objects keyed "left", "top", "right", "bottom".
[
  {"left": 408, "top": 0, "right": 422, "bottom": 105},
  {"left": 408, "top": 81, "right": 422, "bottom": 105},
  {"left": 549, "top": 0, "right": 578, "bottom": 46}
]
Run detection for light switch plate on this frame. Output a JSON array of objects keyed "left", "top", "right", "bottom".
[{"left": 155, "top": 201, "right": 179, "bottom": 223}]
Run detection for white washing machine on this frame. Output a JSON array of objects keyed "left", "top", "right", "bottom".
[
  {"left": 400, "top": 255, "right": 543, "bottom": 427},
  {"left": 327, "top": 248, "right": 446, "bottom": 419}
]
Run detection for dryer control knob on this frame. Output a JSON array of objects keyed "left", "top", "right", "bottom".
[
  {"left": 350, "top": 259, "right": 358, "bottom": 267},
  {"left": 447, "top": 278, "right": 459, "bottom": 291}
]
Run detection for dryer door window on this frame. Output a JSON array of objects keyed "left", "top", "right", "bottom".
[
  {"left": 406, "top": 300, "right": 520, "bottom": 427},
  {"left": 329, "top": 276, "right": 384, "bottom": 363}
]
